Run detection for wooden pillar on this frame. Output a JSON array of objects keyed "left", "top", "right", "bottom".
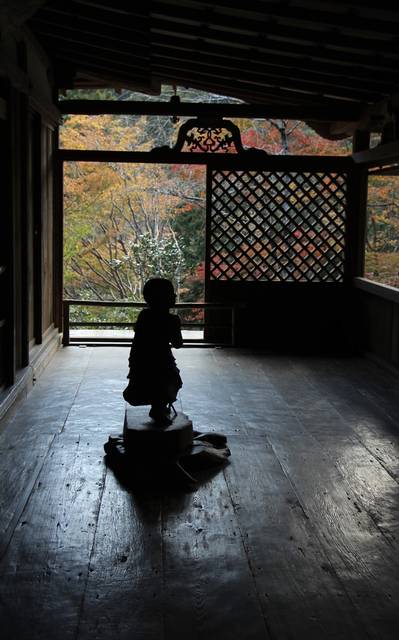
[
  {"left": 62, "top": 301, "right": 70, "bottom": 346},
  {"left": 345, "top": 167, "right": 369, "bottom": 280},
  {"left": 345, "top": 131, "right": 370, "bottom": 280},
  {"left": 352, "top": 129, "right": 370, "bottom": 154},
  {"left": 32, "top": 112, "right": 43, "bottom": 344},
  {"left": 20, "top": 92, "right": 30, "bottom": 367},
  {"left": 205, "top": 164, "right": 212, "bottom": 298},
  {"left": 53, "top": 132, "right": 64, "bottom": 331},
  {"left": 204, "top": 164, "right": 212, "bottom": 341},
  {"left": 1, "top": 83, "right": 16, "bottom": 385},
  {"left": 344, "top": 131, "right": 370, "bottom": 349},
  {"left": 0, "top": 89, "right": 10, "bottom": 387}
]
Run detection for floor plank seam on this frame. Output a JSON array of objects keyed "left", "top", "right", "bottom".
[
  {"left": 266, "top": 438, "right": 311, "bottom": 525},
  {"left": 278, "top": 379, "right": 399, "bottom": 546},
  {"left": 59, "top": 347, "right": 94, "bottom": 437},
  {"left": 296, "top": 358, "right": 398, "bottom": 429},
  {"left": 0, "top": 433, "right": 57, "bottom": 563},
  {"left": 291, "top": 423, "right": 399, "bottom": 550},
  {"left": 356, "top": 446, "right": 399, "bottom": 485},
  {"left": 0, "top": 350, "right": 96, "bottom": 562},
  {"left": 230, "top": 354, "right": 399, "bottom": 568},
  {"left": 222, "top": 467, "right": 274, "bottom": 640},
  {"left": 289, "top": 360, "right": 399, "bottom": 485},
  {"left": 73, "top": 462, "right": 108, "bottom": 640},
  {"left": 265, "top": 439, "right": 378, "bottom": 638},
  {"left": 160, "top": 496, "right": 166, "bottom": 640},
  {"left": 336, "top": 469, "right": 399, "bottom": 552}
]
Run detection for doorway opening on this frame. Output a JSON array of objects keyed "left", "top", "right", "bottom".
[{"left": 63, "top": 162, "right": 206, "bottom": 343}]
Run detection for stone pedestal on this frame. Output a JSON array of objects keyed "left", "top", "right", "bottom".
[
  {"left": 104, "top": 407, "right": 229, "bottom": 487},
  {"left": 123, "top": 407, "right": 193, "bottom": 459}
]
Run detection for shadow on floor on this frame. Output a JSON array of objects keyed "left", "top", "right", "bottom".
[{"left": 104, "top": 450, "right": 230, "bottom": 496}]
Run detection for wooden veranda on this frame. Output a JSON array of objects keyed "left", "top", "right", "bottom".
[
  {"left": 1, "top": 3, "right": 399, "bottom": 639},
  {"left": 2, "top": 346, "right": 399, "bottom": 640}
]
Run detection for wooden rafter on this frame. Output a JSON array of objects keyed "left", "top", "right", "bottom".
[
  {"left": 57, "top": 99, "right": 362, "bottom": 121},
  {"left": 154, "top": 0, "right": 399, "bottom": 37},
  {"left": 27, "top": 1, "right": 399, "bottom": 116}
]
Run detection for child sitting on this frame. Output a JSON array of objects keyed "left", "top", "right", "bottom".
[{"left": 123, "top": 278, "right": 183, "bottom": 425}]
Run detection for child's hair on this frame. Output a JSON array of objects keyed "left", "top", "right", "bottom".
[{"left": 143, "top": 278, "right": 175, "bottom": 307}]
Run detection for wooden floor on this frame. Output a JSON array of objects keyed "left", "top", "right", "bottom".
[{"left": 1, "top": 347, "right": 399, "bottom": 640}]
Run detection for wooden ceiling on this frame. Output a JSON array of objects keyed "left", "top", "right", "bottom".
[{"left": 28, "top": 1, "right": 399, "bottom": 123}]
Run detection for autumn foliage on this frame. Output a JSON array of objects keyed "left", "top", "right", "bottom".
[
  {"left": 364, "top": 174, "right": 399, "bottom": 288},
  {"left": 63, "top": 86, "right": 399, "bottom": 330}
]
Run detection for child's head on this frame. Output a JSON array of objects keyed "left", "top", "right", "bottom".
[{"left": 143, "top": 278, "right": 176, "bottom": 309}]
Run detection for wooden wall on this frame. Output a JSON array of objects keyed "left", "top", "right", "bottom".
[
  {"left": 205, "top": 281, "right": 356, "bottom": 353},
  {"left": 0, "top": 21, "right": 61, "bottom": 419},
  {"left": 354, "top": 279, "right": 399, "bottom": 369}
]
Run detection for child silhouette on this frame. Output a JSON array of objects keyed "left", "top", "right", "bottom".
[{"left": 123, "top": 278, "right": 183, "bottom": 425}]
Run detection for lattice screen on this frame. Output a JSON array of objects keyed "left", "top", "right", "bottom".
[{"left": 210, "top": 171, "right": 347, "bottom": 282}]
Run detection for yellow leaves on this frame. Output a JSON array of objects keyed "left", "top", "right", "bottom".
[{"left": 60, "top": 114, "right": 141, "bottom": 150}]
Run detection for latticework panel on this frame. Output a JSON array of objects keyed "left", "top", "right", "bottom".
[{"left": 210, "top": 170, "right": 347, "bottom": 282}]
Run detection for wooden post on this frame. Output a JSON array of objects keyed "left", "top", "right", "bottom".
[
  {"left": 345, "top": 167, "right": 368, "bottom": 281},
  {"left": 231, "top": 305, "right": 236, "bottom": 347},
  {"left": 53, "top": 128, "right": 64, "bottom": 330},
  {"left": 346, "top": 130, "right": 370, "bottom": 280},
  {"left": 2, "top": 83, "right": 17, "bottom": 386},
  {"left": 32, "top": 112, "right": 43, "bottom": 344},
  {"left": 20, "top": 92, "right": 29, "bottom": 367},
  {"left": 62, "top": 300, "right": 70, "bottom": 346},
  {"left": 204, "top": 164, "right": 212, "bottom": 341},
  {"left": 352, "top": 129, "right": 370, "bottom": 154}
]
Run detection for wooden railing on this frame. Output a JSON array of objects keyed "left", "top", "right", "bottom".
[{"left": 62, "top": 299, "right": 236, "bottom": 347}]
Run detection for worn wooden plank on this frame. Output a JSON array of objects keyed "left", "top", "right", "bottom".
[
  {"left": 296, "top": 413, "right": 399, "bottom": 542},
  {"left": 212, "top": 349, "right": 293, "bottom": 425},
  {"left": 0, "top": 346, "right": 125, "bottom": 640},
  {"left": 336, "top": 356, "right": 399, "bottom": 424},
  {"left": 218, "top": 351, "right": 399, "bottom": 637},
  {"left": 76, "top": 473, "right": 164, "bottom": 640},
  {"left": 225, "top": 433, "right": 372, "bottom": 639},
  {"left": 0, "top": 432, "right": 55, "bottom": 558},
  {"left": 1, "top": 347, "right": 399, "bottom": 640},
  {"left": 0, "top": 432, "right": 106, "bottom": 640},
  {"left": 210, "top": 353, "right": 371, "bottom": 639},
  {"left": 178, "top": 348, "right": 245, "bottom": 435},
  {"left": 291, "top": 356, "right": 399, "bottom": 482},
  {"left": 0, "top": 347, "right": 93, "bottom": 558},
  {"left": 259, "top": 356, "right": 399, "bottom": 547},
  {"left": 78, "top": 469, "right": 269, "bottom": 640},
  {"left": 161, "top": 465, "right": 269, "bottom": 640},
  {"left": 256, "top": 415, "right": 399, "bottom": 639},
  {"left": 229, "top": 436, "right": 375, "bottom": 638}
]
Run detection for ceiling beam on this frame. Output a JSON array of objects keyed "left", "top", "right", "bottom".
[
  {"left": 33, "top": 5, "right": 399, "bottom": 58},
  {"left": 29, "top": 16, "right": 149, "bottom": 48},
  {"left": 152, "top": 47, "right": 394, "bottom": 96},
  {"left": 352, "top": 140, "right": 399, "bottom": 166},
  {"left": 53, "top": 55, "right": 150, "bottom": 85},
  {"left": 39, "top": 36, "right": 149, "bottom": 71},
  {"left": 152, "top": 26, "right": 399, "bottom": 74},
  {"left": 151, "top": 5, "right": 399, "bottom": 57},
  {"left": 71, "top": 0, "right": 148, "bottom": 18},
  {"left": 34, "top": 12, "right": 399, "bottom": 78},
  {"left": 152, "top": 33, "right": 399, "bottom": 80},
  {"left": 57, "top": 99, "right": 362, "bottom": 122},
  {"left": 154, "top": 0, "right": 399, "bottom": 38},
  {"left": 151, "top": 61, "right": 381, "bottom": 103}
]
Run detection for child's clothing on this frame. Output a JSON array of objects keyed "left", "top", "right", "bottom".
[{"left": 123, "top": 308, "right": 183, "bottom": 408}]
